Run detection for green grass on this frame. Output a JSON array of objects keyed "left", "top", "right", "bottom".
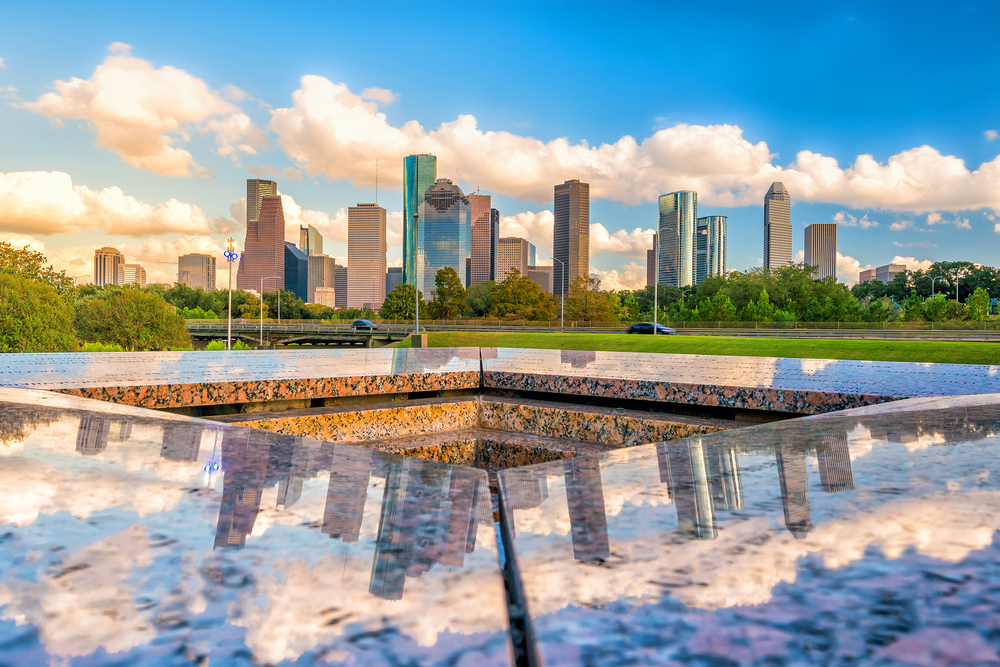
[{"left": 393, "top": 331, "right": 1000, "bottom": 365}]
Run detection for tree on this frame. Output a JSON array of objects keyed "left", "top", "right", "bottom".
[
  {"left": 427, "top": 267, "right": 468, "bottom": 319},
  {"left": 239, "top": 294, "right": 268, "bottom": 319},
  {"left": 75, "top": 288, "right": 191, "bottom": 351},
  {"left": 564, "top": 276, "right": 619, "bottom": 322},
  {"left": 490, "top": 269, "right": 556, "bottom": 320},
  {"left": 967, "top": 287, "right": 991, "bottom": 322},
  {"left": 695, "top": 293, "right": 737, "bottom": 321},
  {"left": 379, "top": 283, "right": 423, "bottom": 319},
  {"left": 0, "top": 242, "right": 74, "bottom": 293},
  {"left": 465, "top": 281, "right": 497, "bottom": 316},
  {"left": 739, "top": 288, "right": 777, "bottom": 321},
  {"left": 0, "top": 274, "right": 77, "bottom": 352}
]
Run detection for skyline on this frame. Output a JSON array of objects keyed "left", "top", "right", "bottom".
[{"left": 1, "top": 2, "right": 998, "bottom": 290}]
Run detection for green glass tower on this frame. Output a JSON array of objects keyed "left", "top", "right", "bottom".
[{"left": 403, "top": 154, "right": 437, "bottom": 286}]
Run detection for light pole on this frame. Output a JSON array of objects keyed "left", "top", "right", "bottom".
[
  {"left": 223, "top": 239, "right": 239, "bottom": 351},
  {"left": 931, "top": 276, "right": 944, "bottom": 297},
  {"left": 553, "top": 257, "right": 566, "bottom": 330},
  {"left": 413, "top": 213, "right": 420, "bottom": 335},
  {"left": 653, "top": 235, "right": 659, "bottom": 335},
  {"left": 260, "top": 275, "right": 280, "bottom": 349},
  {"left": 955, "top": 268, "right": 967, "bottom": 303}
]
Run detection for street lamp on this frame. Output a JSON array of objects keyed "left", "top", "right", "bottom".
[
  {"left": 413, "top": 213, "right": 420, "bottom": 336},
  {"left": 955, "top": 267, "right": 967, "bottom": 303},
  {"left": 260, "top": 275, "right": 280, "bottom": 349},
  {"left": 223, "top": 239, "right": 239, "bottom": 351},
  {"left": 653, "top": 235, "right": 659, "bottom": 335},
  {"left": 931, "top": 276, "right": 944, "bottom": 297},
  {"left": 553, "top": 257, "right": 566, "bottom": 330}
]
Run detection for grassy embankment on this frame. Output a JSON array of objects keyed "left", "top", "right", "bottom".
[{"left": 394, "top": 331, "right": 1000, "bottom": 365}]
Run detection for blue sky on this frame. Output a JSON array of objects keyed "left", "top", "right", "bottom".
[{"left": 0, "top": 0, "right": 998, "bottom": 287}]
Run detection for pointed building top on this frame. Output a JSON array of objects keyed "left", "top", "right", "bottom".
[{"left": 766, "top": 182, "right": 788, "bottom": 196}]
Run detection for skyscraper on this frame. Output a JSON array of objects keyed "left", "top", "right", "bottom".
[
  {"left": 553, "top": 179, "right": 590, "bottom": 296},
  {"left": 403, "top": 154, "right": 437, "bottom": 286},
  {"left": 695, "top": 215, "right": 727, "bottom": 284},
  {"left": 658, "top": 191, "right": 697, "bottom": 288},
  {"left": 804, "top": 223, "right": 837, "bottom": 280},
  {"left": 178, "top": 253, "right": 216, "bottom": 290},
  {"left": 284, "top": 242, "right": 309, "bottom": 302},
  {"left": 490, "top": 208, "right": 500, "bottom": 281},
  {"left": 646, "top": 233, "right": 657, "bottom": 287},
  {"left": 118, "top": 264, "right": 147, "bottom": 287},
  {"left": 348, "top": 203, "right": 387, "bottom": 309},
  {"left": 528, "top": 242, "right": 536, "bottom": 268},
  {"left": 299, "top": 225, "right": 323, "bottom": 256},
  {"left": 334, "top": 265, "right": 348, "bottom": 308},
  {"left": 497, "top": 237, "right": 530, "bottom": 281},
  {"left": 307, "top": 254, "right": 335, "bottom": 303},
  {"left": 247, "top": 178, "right": 278, "bottom": 226},
  {"left": 417, "top": 179, "right": 471, "bottom": 298},
  {"left": 527, "top": 265, "right": 553, "bottom": 293},
  {"left": 764, "top": 182, "right": 792, "bottom": 269},
  {"left": 237, "top": 194, "right": 285, "bottom": 291},
  {"left": 385, "top": 266, "right": 403, "bottom": 295},
  {"left": 467, "top": 193, "right": 494, "bottom": 287},
  {"left": 94, "top": 247, "right": 124, "bottom": 286}
]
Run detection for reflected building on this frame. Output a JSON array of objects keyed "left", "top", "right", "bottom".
[
  {"left": 658, "top": 191, "right": 697, "bottom": 287},
  {"left": 661, "top": 440, "right": 718, "bottom": 540},
  {"left": 561, "top": 349, "right": 597, "bottom": 368},
  {"left": 76, "top": 414, "right": 111, "bottom": 456},
  {"left": 214, "top": 431, "right": 275, "bottom": 549},
  {"left": 563, "top": 457, "right": 610, "bottom": 561},
  {"left": 705, "top": 442, "right": 743, "bottom": 511},
  {"left": 417, "top": 179, "right": 471, "bottom": 298},
  {"left": 816, "top": 435, "right": 855, "bottom": 493},
  {"left": 322, "top": 446, "right": 375, "bottom": 543},
  {"left": 160, "top": 423, "right": 203, "bottom": 462},
  {"left": 775, "top": 445, "right": 812, "bottom": 538}
]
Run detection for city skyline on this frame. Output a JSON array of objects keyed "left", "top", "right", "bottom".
[{"left": 2, "top": 3, "right": 998, "bottom": 290}]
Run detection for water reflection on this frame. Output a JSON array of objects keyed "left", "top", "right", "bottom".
[
  {"left": 561, "top": 349, "right": 597, "bottom": 369},
  {"left": 658, "top": 440, "right": 719, "bottom": 539},
  {"left": 775, "top": 445, "right": 813, "bottom": 538},
  {"left": 564, "top": 456, "right": 610, "bottom": 561}
]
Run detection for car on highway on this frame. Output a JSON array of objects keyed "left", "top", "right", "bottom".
[
  {"left": 626, "top": 322, "right": 675, "bottom": 335},
  {"left": 351, "top": 319, "right": 379, "bottom": 331}
]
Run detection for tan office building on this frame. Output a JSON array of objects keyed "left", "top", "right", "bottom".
[
  {"left": 467, "top": 193, "right": 497, "bottom": 287},
  {"left": 94, "top": 247, "right": 124, "bottom": 286},
  {"left": 764, "top": 182, "right": 792, "bottom": 269},
  {"left": 347, "top": 203, "right": 387, "bottom": 309},
  {"left": 497, "top": 237, "right": 530, "bottom": 281},
  {"left": 804, "top": 223, "right": 837, "bottom": 279},
  {"left": 118, "top": 264, "right": 147, "bottom": 288},
  {"left": 527, "top": 265, "right": 553, "bottom": 293},
  {"left": 859, "top": 263, "right": 906, "bottom": 284},
  {"left": 178, "top": 253, "right": 216, "bottom": 290},
  {"left": 307, "top": 255, "right": 336, "bottom": 303},
  {"left": 553, "top": 179, "right": 590, "bottom": 295}
]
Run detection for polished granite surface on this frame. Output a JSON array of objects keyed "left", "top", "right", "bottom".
[
  {"left": 483, "top": 347, "right": 1000, "bottom": 414},
  {"left": 499, "top": 392, "right": 1000, "bottom": 666},
  {"left": 0, "top": 388, "right": 512, "bottom": 666}
]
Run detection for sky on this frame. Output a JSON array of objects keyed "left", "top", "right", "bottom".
[{"left": 0, "top": 0, "right": 998, "bottom": 289}]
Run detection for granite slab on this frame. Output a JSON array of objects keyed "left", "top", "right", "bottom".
[
  {"left": 498, "top": 392, "right": 1000, "bottom": 665},
  {"left": 483, "top": 347, "right": 1000, "bottom": 414},
  {"left": 0, "top": 387, "right": 512, "bottom": 666},
  {"left": 0, "top": 348, "right": 481, "bottom": 409}
]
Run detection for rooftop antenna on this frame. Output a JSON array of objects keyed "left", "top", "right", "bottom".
[{"left": 375, "top": 159, "right": 378, "bottom": 206}]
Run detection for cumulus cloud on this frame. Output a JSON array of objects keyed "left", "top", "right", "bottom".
[
  {"left": 248, "top": 164, "right": 304, "bottom": 181},
  {"left": 0, "top": 57, "right": 5, "bottom": 68},
  {"left": 891, "top": 255, "right": 935, "bottom": 273},
  {"left": 589, "top": 262, "right": 647, "bottom": 291},
  {"left": 500, "top": 210, "right": 554, "bottom": 250},
  {"left": 21, "top": 43, "right": 265, "bottom": 176},
  {"left": 925, "top": 212, "right": 971, "bottom": 229},
  {"left": 987, "top": 130, "right": 998, "bottom": 141},
  {"left": 832, "top": 211, "right": 879, "bottom": 228},
  {"left": 360, "top": 87, "right": 398, "bottom": 105},
  {"left": 0, "top": 170, "right": 218, "bottom": 236},
  {"left": 890, "top": 219, "right": 914, "bottom": 231},
  {"left": 892, "top": 241, "right": 937, "bottom": 249},
  {"left": 590, "top": 224, "right": 656, "bottom": 258}
]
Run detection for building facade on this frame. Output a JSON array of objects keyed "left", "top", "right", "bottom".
[
  {"left": 764, "top": 182, "right": 792, "bottom": 269},
  {"left": 417, "top": 179, "right": 471, "bottom": 298},
  {"left": 307, "top": 255, "right": 336, "bottom": 303},
  {"left": 804, "top": 223, "right": 837, "bottom": 279},
  {"left": 94, "top": 247, "right": 124, "bottom": 286},
  {"left": 314, "top": 287, "right": 337, "bottom": 308},
  {"left": 347, "top": 203, "right": 387, "bottom": 309},
  {"left": 467, "top": 193, "right": 496, "bottom": 287},
  {"left": 334, "top": 265, "right": 348, "bottom": 308},
  {"left": 177, "top": 253, "right": 216, "bottom": 290},
  {"left": 283, "top": 242, "right": 309, "bottom": 302},
  {"left": 553, "top": 179, "right": 590, "bottom": 296},
  {"left": 696, "top": 216, "right": 727, "bottom": 284},
  {"left": 859, "top": 263, "right": 906, "bottom": 284},
  {"left": 118, "top": 264, "right": 146, "bottom": 287},
  {"left": 299, "top": 225, "right": 323, "bottom": 257},
  {"left": 403, "top": 154, "right": 438, "bottom": 286},
  {"left": 490, "top": 208, "right": 500, "bottom": 281},
  {"left": 527, "top": 265, "right": 553, "bottom": 293},
  {"left": 385, "top": 267, "right": 404, "bottom": 295},
  {"left": 658, "top": 191, "right": 697, "bottom": 287},
  {"left": 646, "top": 233, "right": 657, "bottom": 287},
  {"left": 237, "top": 193, "right": 285, "bottom": 291},
  {"left": 497, "top": 237, "right": 530, "bottom": 281},
  {"left": 247, "top": 178, "right": 278, "bottom": 226}
]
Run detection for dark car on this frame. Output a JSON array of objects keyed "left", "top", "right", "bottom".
[
  {"left": 351, "top": 319, "right": 379, "bottom": 331},
  {"left": 626, "top": 322, "right": 675, "bottom": 335}
]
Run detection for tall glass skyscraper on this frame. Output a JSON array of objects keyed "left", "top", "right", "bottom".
[
  {"left": 695, "top": 215, "right": 727, "bottom": 284},
  {"left": 417, "top": 179, "right": 471, "bottom": 298},
  {"left": 764, "top": 182, "right": 792, "bottom": 269},
  {"left": 403, "top": 154, "right": 437, "bottom": 286},
  {"left": 658, "top": 191, "right": 697, "bottom": 287}
]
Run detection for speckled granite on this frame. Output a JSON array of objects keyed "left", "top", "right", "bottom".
[
  {"left": 499, "top": 393, "right": 1000, "bottom": 666},
  {"left": 0, "top": 387, "right": 512, "bottom": 666},
  {"left": 0, "top": 348, "right": 481, "bottom": 409},
  {"left": 483, "top": 347, "right": 1000, "bottom": 414}
]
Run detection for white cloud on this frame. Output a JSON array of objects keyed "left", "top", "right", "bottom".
[
  {"left": 387, "top": 210, "right": 403, "bottom": 247},
  {"left": 0, "top": 232, "right": 44, "bottom": 252},
  {"left": 360, "top": 87, "right": 398, "bottom": 105},
  {"left": 0, "top": 57, "right": 5, "bottom": 69},
  {"left": 890, "top": 219, "right": 914, "bottom": 231},
  {"left": 995, "top": 223, "right": 1000, "bottom": 235},
  {"left": 891, "top": 255, "right": 935, "bottom": 273},
  {"left": 925, "top": 212, "right": 971, "bottom": 229},
  {"left": 892, "top": 241, "right": 937, "bottom": 249},
  {"left": 590, "top": 224, "right": 656, "bottom": 258},
  {"left": 986, "top": 130, "right": 998, "bottom": 141},
  {"left": 833, "top": 211, "right": 879, "bottom": 228},
  {"left": 248, "top": 164, "right": 304, "bottom": 181},
  {"left": 0, "top": 170, "right": 217, "bottom": 236},
  {"left": 278, "top": 194, "right": 347, "bottom": 246},
  {"left": 590, "top": 262, "right": 647, "bottom": 291},
  {"left": 21, "top": 43, "right": 265, "bottom": 176},
  {"left": 500, "top": 210, "right": 554, "bottom": 251}
]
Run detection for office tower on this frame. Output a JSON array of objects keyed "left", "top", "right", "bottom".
[
  {"left": 553, "top": 179, "right": 590, "bottom": 296},
  {"left": 160, "top": 423, "right": 203, "bottom": 462},
  {"left": 528, "top": 242, "right": 536, "bottom": 268},
  {"left": 817, "top": 436, "right": 855, "bottom": 493},
  {"left": 247, "top": 178, "right": 278, "bottom": 226},
  {"left": 775, "top": 446, "right": 812, "bottom": 538},
  {"left": 497, "top": 237, "right": 530, "bottom": 281},
  {"left": 76, "top": 414, "right": 111, "bottom": 456},
  {"left": 527, "top": 265, "right": 553, "bottom": 293},
  {"left": 695, "top": 216, "right": 727, "bottom": 284},
  {"left": 385, "top": 266, "right": 403, "bottom": 294},
  {"left": 705, "top": 442, "right": 743, "bottom": 511},
  {"left": 237, "top": 195, "right": 285, "bottom": 291},
  {"left": 314, "top": 287, "right": 337, "bottom": 308},
  {"left": 178, "top": 253, "right": 216, "bottom": 290},
  {"left": 804, "top": 223, "right": 837, "bottom": 279},
  {"left": 299, "top": 224, "right": 323, "bottom": 256},
  {"left": 307, "top": 254, "right": 335, "bottom": 303},
  {"left": 664, "top": 440, "right": 718, "bottom": 540},
  {"left": 283, "top": 242, "right": 309, "bottom": 302},
  {"left": 322, "top": 449, "right": 374, "bottom": 543},
  {"left": 417, "top": 179, "right": 471, "bottom": 297},
  {"left": 468, "top": 193, "right": 493, "bottom": 287},
  {"left": 117, "top": 264, "right": 147, "bottom": 287},
  {"left": 214, "top": 430, "right": 273, "bottom": 549},
  {"left": 646, "top": 233, "right": 657, "bottom": 286},
  {"left": 658, "top": 191, "right": 697, "bottom": 287},
  {"left": 335, "top": 265, "right": 348, "bottom": 308},
  {"left": 94, "top": 247, "right": 124, "bottom": 286},
  {"left": 860, "top": 263, "right": 906, "bottom": 284},
  {"left": 563, "top": 456, "right": 610, "bottom": 561},
  {"left": 348, "top": 203, "right": 387, "bottom": 309},
  {"left": 764, "top": 182, "right": 792, "bottom": 269},
  {"left": 490, "top": 208, "right": 500, "bottom": 280},
  {"left": 403, "top": 154, "right": 438, "bottom": 286}
]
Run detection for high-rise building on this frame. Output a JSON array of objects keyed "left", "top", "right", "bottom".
[
  {"left": 497, "top": 237, "right": 530, "bottom": 281},
  {"left": 284, "top": 242, "right": 309, "bottom": 302},
  {"left": 348, "top": 203, "right": 387, "bottom": 309},
  {"left": 417, "top": 179, "right": 471, "bottom": 298},
  {"left": 335, "top": 265, "right": 348, "bottom": 308},
  {"left": 528, "top": 242, "right": 536, "bottom": 268},
  {"left": 695, "top": 216, "right": 727, "bottom": 284},
  {"left": 468, "top": 193, "right": 495, "bottom": 287},
  {"left": 527, "top": 265, "right": 553, "bottom": 293},
  {"left": 658, "top": 191, "right": 697, "bottom": 287},
  {"left": 299, "top": 224, "right": 323, "bottom": 257},
  {"left": 94, "top": 247, "right": 124, "bottom": 286},
  {"left": 237, "top": 194, "right": 285, "bottom": 291},
  {"left": 385, "top": 266, "right": 403, "bottom": 295},
  {"left": 804, "top": 223, "right": 837, "bottom": 279},
  {"left": 859, "top": 263, "right": 906, "bottom": 284},
  {"left": 118, "top": 264, "right": 147, "bottom": 287},
  {"left": 178, "top": 253, "right": 216, "bottom": 290},
  {"left": 764, "top": 182, "right": 792, "bottom": 269},
  {"left": 247, "top": 179, "right": 278, "bottom": 225},
  {"left": 403, "top": 154, "right": 438, "bottom": 286},
  {"left": 314, "top": 287, "right": 337, "bottom": 308},
  {"left": 307, "top": 255, "right": 335, "bottom": 303},
  {"left": 553, "top": 180, "right": 590, "bottom": 296},
  {"left": 646, "top": 233, "right": 657, "bottom": 287},
  {"left": 490, "top": 208, "right": 500, "bottom": 281}
]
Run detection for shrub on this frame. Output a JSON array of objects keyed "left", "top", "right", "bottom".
[
  {"left": 205, "top": 339, "right": 251, "bottom": 351},
  {"left": 80, "top": 342, "right": 124, "bottom": 352},
  {"left": 0, "top": 274, "right": 77, "bottom": 352},
  {"left": 76, "top": 289, "right": 192, "bottom": 351}
]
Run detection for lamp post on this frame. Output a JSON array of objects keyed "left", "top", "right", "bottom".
[
  {"left": 955, "top": 267, "right": 967, "bottom": 303},
  {"left": 553, "top": 257, "right": 566, "bottom": 330},
  {"left": 931, "top": 276, "right": 943, "bottom": 297},
  {"left": 223, "top": 239, "right": 239, "bottom": 351},
  {"left": 260, "top": 275, "right": 280, "bottom": 349},
  {"left": 653, "top": 234, "right": 659, "bottom": 335},
  {"left": 413, "top": 213, "right": 420, "bottom": 335}
]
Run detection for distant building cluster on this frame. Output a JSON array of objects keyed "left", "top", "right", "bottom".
[{"left": 93, "top": 247, "right": 147, "bottom": 288}]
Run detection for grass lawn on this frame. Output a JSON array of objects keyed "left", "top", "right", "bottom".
[{"left": 394, "top": 331, "right": 1000, "bottom": 365}]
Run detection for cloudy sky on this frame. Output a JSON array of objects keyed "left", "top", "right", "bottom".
[{"left": 1, "top": 1, "right": 998, "bottom": 289}]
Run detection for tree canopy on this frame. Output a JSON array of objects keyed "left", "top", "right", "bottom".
[
  {"left": 76, "top": 288, "right": 191, "bottom": 351},
  {"left": 0, "top": 274, "right": 77, "bottom": 352}
]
